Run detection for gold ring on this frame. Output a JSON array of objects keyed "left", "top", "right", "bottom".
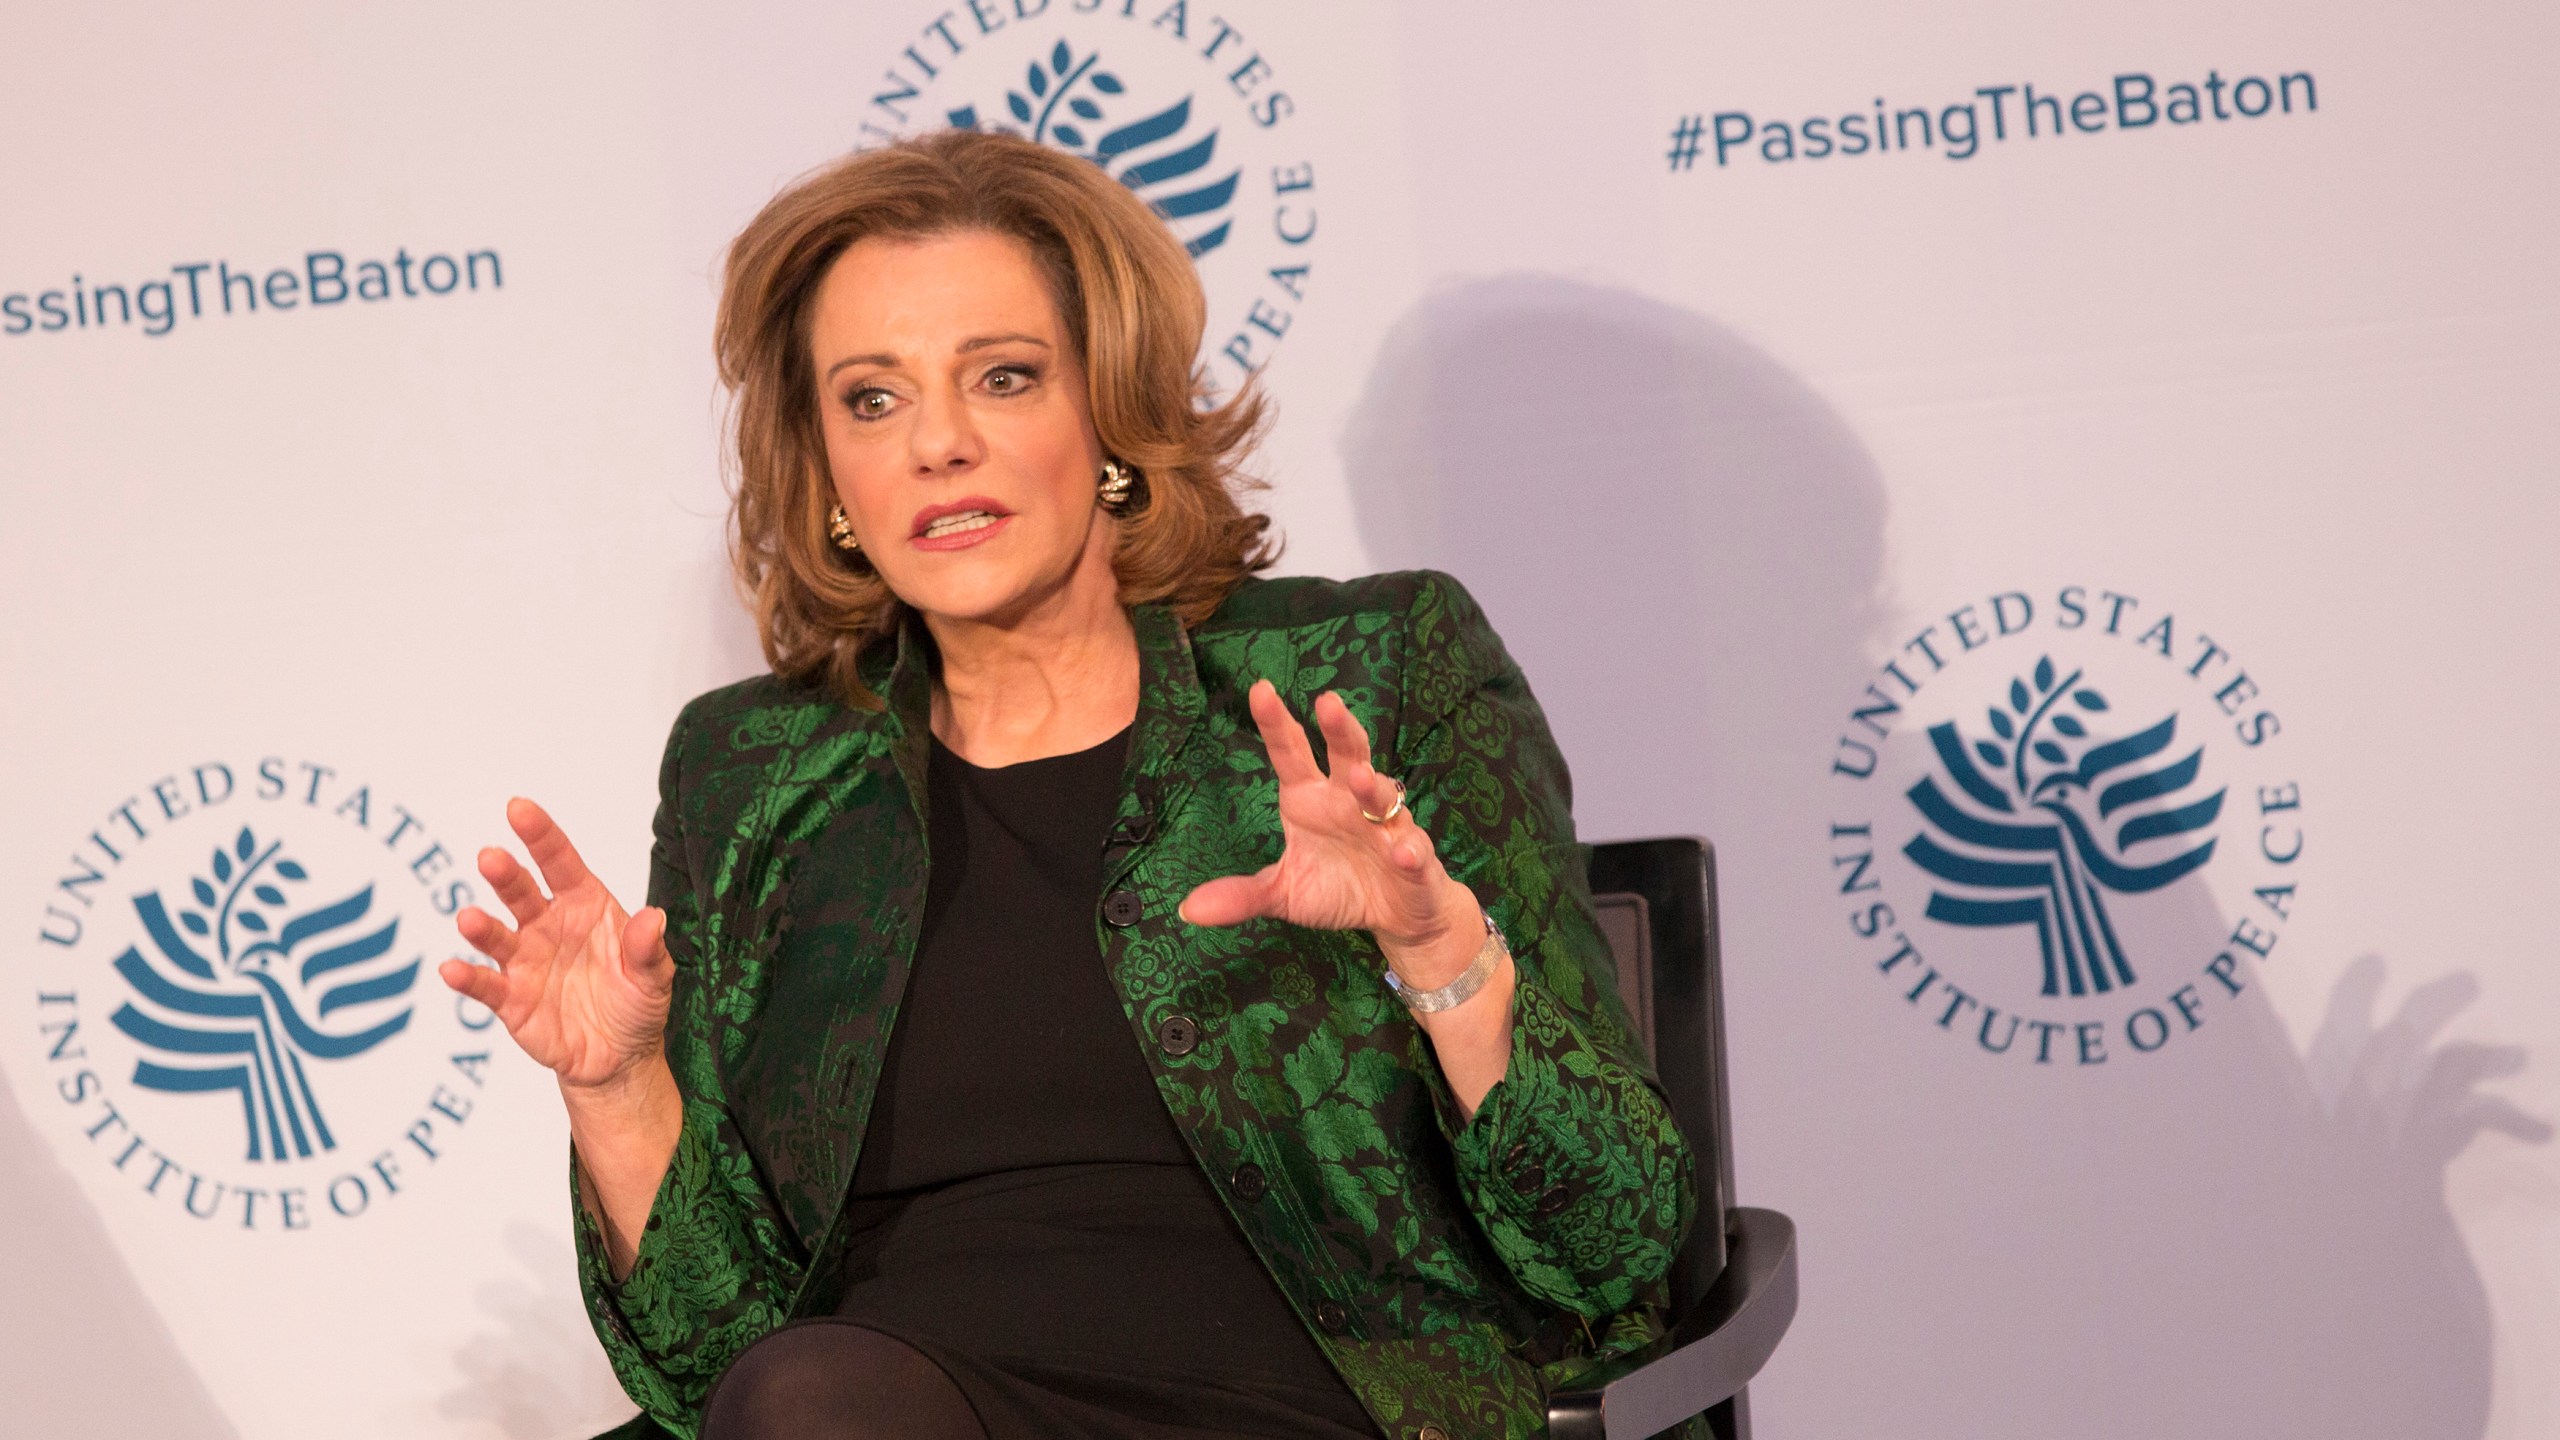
[{"left": 1361, "top": 777, "right": 1407, "bottom": 825}]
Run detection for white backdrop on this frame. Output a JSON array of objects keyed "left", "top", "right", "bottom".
[{"left": 4, "top": 3, "right": 2554, "bottom": 1438}]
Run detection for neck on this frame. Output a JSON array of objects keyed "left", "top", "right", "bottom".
[{"left": 922, "top": 536, "right": 1140, "bottom": 768}]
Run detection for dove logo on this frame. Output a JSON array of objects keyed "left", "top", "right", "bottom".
[
  {"left": 857, "top": 2, "right": 1316, "bottom": 398},
  {"left": 19, "top": 758, "right": 496, "bottom": 1232},
  {"left": 1823, "top": 587, "right": 2307, "bottom": 1069},
  {"left": 1903, "top": 660, "right": 2223, "bottom": 1001},
  {"left": 114, "top": 826, "right": 418, "bottom": 1164}
]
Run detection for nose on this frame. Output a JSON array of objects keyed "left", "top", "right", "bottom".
[{"left": 906, "top": 376, "right": 984, "bottom": 478}]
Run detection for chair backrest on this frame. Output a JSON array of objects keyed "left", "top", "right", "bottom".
[{"left": 1587, "top": 837, "right": 1736, "bottom": 1314}]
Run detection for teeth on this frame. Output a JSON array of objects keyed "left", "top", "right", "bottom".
[{"left": 923, "top": 510, "right": 999, "bottom": 538}]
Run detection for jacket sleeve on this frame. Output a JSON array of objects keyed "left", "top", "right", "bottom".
[
  {"left": 569, "top": 702, "right": 805, "bottom": 1439},
  {"left": 1392, "top": 570, "right": 1699, "bottom": 1320}
]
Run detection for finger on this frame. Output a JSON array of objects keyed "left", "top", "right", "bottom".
[
  {"left": 437, "top": 956, "right": 506, "bottom": 1009},
  {"left": 1178, "top": 866, "right": 1281, "bottom": 927},
  {"left": 1388, "top": 830, "right": 1432, "bottom": 875},
  {"left": 1313, "top": 690, "right": 1375, "bottom": 771},
  {"left": 479, "top": 847, "right": 548, "bottom": 928},
  {"left": 1246, "top": 679, "right": 1326, "bottom": 787},
  {"left": 619, "top": 906, "right": 674, "bottom": 992},
  {"left": 509, "top": 796, "right": 599, "bottom": 896},
  {"left": 454, "top": 905, "right": 520, "bottom": 966},
  {"left": 1313, "top": 692, "right": 1400, "bottom": 815}
]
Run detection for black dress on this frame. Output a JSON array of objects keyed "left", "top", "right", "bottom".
[{"left": 830, "top": 723, "right": 1379, "bottom": 1439}]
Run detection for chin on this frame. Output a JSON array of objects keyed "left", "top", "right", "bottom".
[{"left": 889, "top": 564, "right": 1060, "bottom": 628}]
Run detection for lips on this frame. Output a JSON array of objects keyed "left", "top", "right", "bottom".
[
  {"left": 909, "top": 496, "right": 1014, "bottom": 539},
  {"left": 920, "top": 510, "right": 1003, "bottom": 540}
]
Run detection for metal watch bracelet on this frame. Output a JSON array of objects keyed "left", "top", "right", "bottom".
[{"left": 1384, "top": 908, "right": 1509, "bottom": 1014}]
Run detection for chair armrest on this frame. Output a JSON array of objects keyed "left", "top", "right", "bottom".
[{"left": 1546, "top": 1207, "right": 1799, "bottom": 1440}]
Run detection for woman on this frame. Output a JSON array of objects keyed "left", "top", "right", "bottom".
[{"left": 439, "top": 129, "right": 1695, "bottom": 1440}]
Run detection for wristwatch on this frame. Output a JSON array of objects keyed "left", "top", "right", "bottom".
[{"left": 1384, "top": 908, "right": 1509, "bottom": 1014}]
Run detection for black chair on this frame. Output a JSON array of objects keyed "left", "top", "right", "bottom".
[{"left": 1546, "top": 838, "right": 1799, "bottom": 1440}]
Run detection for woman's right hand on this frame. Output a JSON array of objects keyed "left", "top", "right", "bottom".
[{"left": 437, "top": 796, "right": 676, "bottom": 1095}]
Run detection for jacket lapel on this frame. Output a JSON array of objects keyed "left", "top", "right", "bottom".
[
  {"left": 720, "top": 623, "right": 929, "bottom": 1251},
  {"left": 879, "top": 609, "right": 936, "bottom": 836},
  {"left": 1119, "top": 603, "right": 1211, "bottom": 843}
]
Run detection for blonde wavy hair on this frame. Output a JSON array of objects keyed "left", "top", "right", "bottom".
[{"left": 716, "top": 128, "right": 1278, "bottom": 709}]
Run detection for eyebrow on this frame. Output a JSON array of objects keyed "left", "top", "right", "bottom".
[{"left": 823, "top": 332, "right": 1052, "bottom": 381}]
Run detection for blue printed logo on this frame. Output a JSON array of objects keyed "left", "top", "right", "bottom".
[
  {"left": 947, "top": 41, "right": 1240, "bottom": 260},
  {"left": 858, "top": 4, "right": 1316, "bottom": 396},
  {"left": 1903, "top": 657, "right": 2223, "bottom": 999},
  {"left": 1823, "top": 587, "right": 2306, "bottom": 1069},
  {"left": 112, "top": 825, "right": 419, "bottom": 1163},
  {"left": 21, "top": 758, "right": 498, "bottom": 1231}
]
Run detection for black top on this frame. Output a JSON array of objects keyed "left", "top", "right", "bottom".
[{"left": 834, "top": 723, "right": 1374, "bottom": 1436}]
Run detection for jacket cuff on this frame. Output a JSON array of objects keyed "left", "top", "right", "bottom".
[
  {"left": 572, "top": 1096, "right": 794, "bottom": 1437},
  {"left": 1435, "top": 977, "right": 1692, "bottom": 1317}
]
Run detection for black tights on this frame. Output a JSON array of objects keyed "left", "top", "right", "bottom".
[{"left": 701, "top": 1319, "right": 990, "bottom": 1440}]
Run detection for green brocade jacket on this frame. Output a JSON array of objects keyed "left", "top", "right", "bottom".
[{"left": 573, "top": 569, "right": 1699, "bottom": 1440}]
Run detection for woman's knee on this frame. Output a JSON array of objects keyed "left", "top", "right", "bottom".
[{"left": 701, "top": 1320, "right": 982, "bottom": 1440}]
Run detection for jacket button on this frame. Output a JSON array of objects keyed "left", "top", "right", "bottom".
[
  {"left": 1513, "top": 1163, "right": 1549, "bottom": 1196},
  {"left": 1314, "top": 1299, "right": 1351, "bottom": 1334},
  {"left": 1417, "top": 1428, "right": 1452, "bottom": 1440},
  {"left": 1156, "top": 1014, "right": 1201, "bottom": 1056},
  {"left": 1231, "top": 1163, "right": 1268, "bottom": 1202},
  {"left": 1536, "top": 1186, "right": 1573, "bottom": 1218},
  {"left": 1103, "top": 889, "right": 1144, "bottom": 926}
]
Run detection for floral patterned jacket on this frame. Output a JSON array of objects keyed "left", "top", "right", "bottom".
[{"left": 574, "top": 569, "right": 1699, "bottom": 1440}]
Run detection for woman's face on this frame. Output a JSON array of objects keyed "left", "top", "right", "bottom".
[{"left": 808, "top": 228, "right": 1113, "bottom": 629}]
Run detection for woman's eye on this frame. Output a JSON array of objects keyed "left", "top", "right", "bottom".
[
  {"left": 985, "top": 365, "right": 1036, "bottom": 395},
  {"left": 848, "top": 387, "right": 894, "bottom": 418}
]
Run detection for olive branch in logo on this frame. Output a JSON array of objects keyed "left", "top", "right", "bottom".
[
  {"left": 1903, "top": 658, "right": 2225, "bottom": 997},
  {"left": 944, "top": 39, "right": 1240, "bottom": 258},
  {"left": 109, "top": 825, "right": 419, "bottom": 1161},
  {"left": 993, "top": 38, "right": 1125, "bottom": 150}
]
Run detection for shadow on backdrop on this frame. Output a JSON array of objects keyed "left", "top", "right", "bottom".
[
  {"left": 1339, "top": 275, "right": 2547, "bottom": 1440},
  {"left": 0, "top": 1063, "right": 238, "bottom": 1440},
  {"left": 438, "top": 1220, "right": 642, "bottom": 1438}
]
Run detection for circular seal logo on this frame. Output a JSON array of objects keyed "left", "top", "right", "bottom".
[
  {"left": 1824, "top": 587, "right": 2306, "bottom": 1066},
  {"left": 855, "top": 1, "right": 1315, "bottom": 399},
  {"left": 20, "top": 758, "right": 496, "bottom": 1230}
]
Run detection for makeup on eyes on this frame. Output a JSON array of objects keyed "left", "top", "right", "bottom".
[{"left": 840, "top": 359, "right": 1043, "bottom": 421}]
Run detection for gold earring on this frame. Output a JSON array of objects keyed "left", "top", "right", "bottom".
[
  {"left": 827, "top": 504, "right": 861, "bottom": 553},
  {"left": 1098, "top": 459, "right": 1141, "bottom": 513}
]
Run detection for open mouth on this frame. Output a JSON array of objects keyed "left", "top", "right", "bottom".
[{"left": 920, "top": 509, "right": 1003, "bottom": 540}]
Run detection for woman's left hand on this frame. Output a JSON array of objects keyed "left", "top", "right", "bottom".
[{"left": 1179, "top": 680, "right": 1483, "bottom": 987}]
